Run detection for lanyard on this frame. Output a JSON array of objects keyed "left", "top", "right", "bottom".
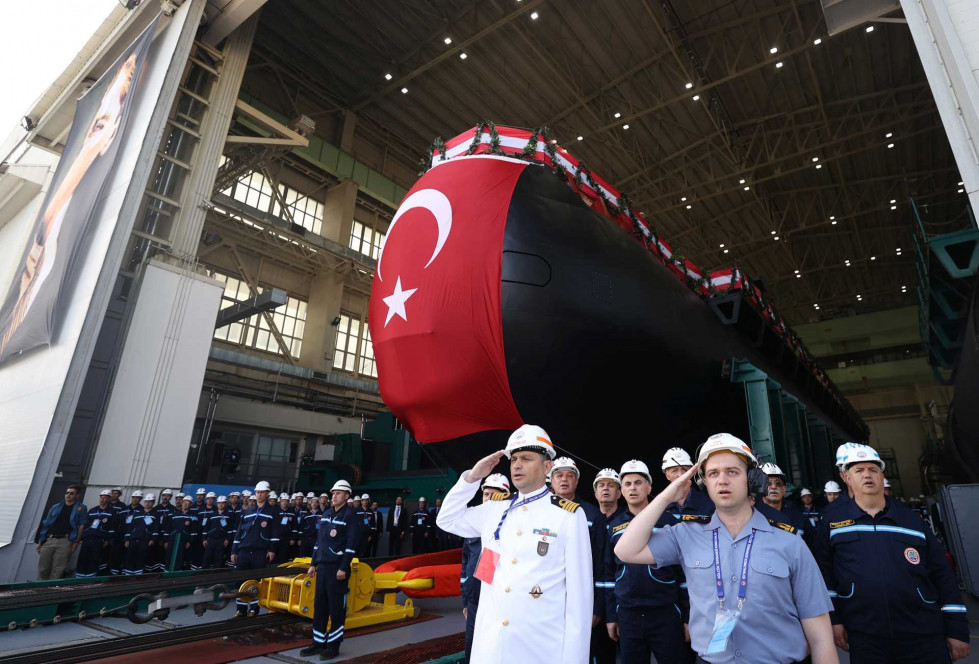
[
  {"left": 712, "top": 528, "right": 756, "bottom": 610},
  {"left": 493, "top": 487, "right": 550, "bottom": 540}
]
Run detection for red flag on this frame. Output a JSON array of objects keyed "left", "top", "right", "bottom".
[{"left": 369, "top": 156, "right": 526, "bottom": 442}]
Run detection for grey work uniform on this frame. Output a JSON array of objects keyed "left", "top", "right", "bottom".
[{"left": 647, "top": 508, "right": 832, "bottom": 664}]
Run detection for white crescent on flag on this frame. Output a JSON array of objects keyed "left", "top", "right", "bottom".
[{"left": 376, "top": 188, "right": 453, "bottom": 282}]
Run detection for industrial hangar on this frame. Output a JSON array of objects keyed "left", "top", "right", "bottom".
[{"left": 0, "top": 0, "right": 977, "bottom": 661}]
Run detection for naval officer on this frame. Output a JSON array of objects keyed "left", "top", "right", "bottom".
[{"left": 437, "top": 424, "right": 593, "bottom": 664}]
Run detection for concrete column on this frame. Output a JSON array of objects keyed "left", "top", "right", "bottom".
[
  {"left": 299, "top": 270, "right": 344, "bottom": 371},
  {"left": 321, "top": 180, "right": 358, "bottom": 245},
  {"left": 169, "top": 14, "right": 259, "bottom": 257},
  {"left": 340, "top": 110, "right": 357, "bottom": 154}
]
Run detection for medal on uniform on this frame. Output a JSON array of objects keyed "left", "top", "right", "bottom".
[
  {"left": 537, "top": 539, "right": 549, "bottom": 556},
  {"left": 330, "top": 528, "right": 338, "bottom": 537},
  {"left": 530, "top": 584, "right": 543, "bottom": 599}
]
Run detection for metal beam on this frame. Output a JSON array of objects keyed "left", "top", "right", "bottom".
[{"left": 215, "top": 288, "right": 288, "bottom": 328}]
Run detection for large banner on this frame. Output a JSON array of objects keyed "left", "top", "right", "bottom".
[{"left": 0, "top": 17, "right": 158, "bottom": 365}]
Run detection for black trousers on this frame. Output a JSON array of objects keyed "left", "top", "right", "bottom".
[
  {"left": 411, "top": 532, "right": 428, "bottom": 554},
  {"left": 75, "top": 540, "right": 105, "bottom": 578},
  {"left": 389, "top": 530, "right": 404, "bottom": 556},
  {"left": 234, "top": 548, "right": 269, "bottom": 613},
  {"left": 464, "top": 601, "right": 478, "bottom": 664},
  {"left": 201, "top": 540, "right": 227, "bottom": 569},
  {"left": 590, "top": 619, "right": 616, "bottom": 664},
  {"left": 110, "top": 537, "right": 126, "bottom": 574},
  {"left": 312, "top": 563, "right": 348, "bottom": 648},
  {"left": 618, "top": 605, "right": 689, "bottom": 664},
  {"left": 367, "top": 532, "right": 379, "bottom": 557},
  {"left": 848, "top": 630, "right": 951, "bottom": 664},
  {"left": 123, "top": 541, "right": 151, "bottom": 575},
  {"left": 300, "top": 538, "right": 315, "bottom": 558}
]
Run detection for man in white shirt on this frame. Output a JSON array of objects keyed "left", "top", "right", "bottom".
[{"left": 437, "top": 424, "right": 592, "bottom": 664}]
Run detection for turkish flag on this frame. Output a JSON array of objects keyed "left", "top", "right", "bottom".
[{"left": 369, "top": 156, "right": 526, "bottom": 442}]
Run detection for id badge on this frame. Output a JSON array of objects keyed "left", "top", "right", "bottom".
[
  {"left": 473, "top": 542, "right": 502, "bottom": 585},
  {"left": 705, "top": 607, "right": 741, "bottom": 654}
]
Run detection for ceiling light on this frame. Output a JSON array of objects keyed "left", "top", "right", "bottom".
[
  {"left": 812, "top": 157, "right": 819, "bottom": 162},
  {"left": 719, "top": 243, "right": 725, "bottom": 248},
  {"left": 723, "top": 249, "right": 729, "bottom": 254},
  {"left": 550, "top": 139, "right": 557, "bottom": 144},
  {"left": 890, "top": 199, "right": 896, "bottom": 203},
  {"left": 887, "top": 143, "right": 895, "bottom": 149},
  {"left": 681, "top": 196, "right": 687, "bottom": 201},
  {"left": 384, "top": 73, "right": 393, "bottom": 80},
  {"left": 796, "top": 274, "right": 802, "bottom": 278},
  {"left": 444, "top": 37, "right": 452, "bottom": 45},
  {"left": 958, "top": 188, "right": 965, "bottom": 193},
  {"left": 622, "top": 124, "right": 630, "bottom": 130},
  {"left": 774, "top": 236, "right": 780, "bottom": 241},
  {"left": 958, "top": 181, "right": 964, "bottom": 185},
  {"left": 794, "top": 269, "right": 800, "bottom": 274},
  {"left": 739, "top": 178, "right": 746, "bottom": 184},
  {"left": 693, "top": 95, "right": 701, "bottom": 101},
  {"left": 530, "top": 11, "right": 539, "bottom": 19},
  {"left": 866, "top": 25, "right": 874, "bottom": 33},
  {"left": 770, "top": 47, "right": 778, "bottom": 54},
  {"left": 577, "top": 135, "right": 583, "bottom": 141},
  {"left": 685, "top": 82, "right": 693, "bottom": 89},
  {"left": 614, "top": 112, "right": 621, "bottom": 118},
  {"left": 830, "top": 215, "right": 836, "bottom": 220},
  {"left": 886, "top": 132, "right": 893, "bottom": 138},
  {"left": 771, "top": 230, "right": 776, "bottom": 235},
  {"left": 744, "top": 186, "right": 750, "bottom": 191},
  {"left": 831, "top": 220, "right": 838, "bottom": 225},
  {"left": 459, "top": 52, "right": 468, "bottom": 60},
  {"left": 401, "top": 87, "right": 408, "bottom": 94},
  {"left": 686, "top": 205, "right": 692, "bottom": 210},
  {"left": 775, "top": 61, "right": 784, "bottom": 69},
  {"left": 870, "top": 256, "right": 876, "bottom": 261},
  {"left": 813, "top": 38, "right": 822, "bottom": 45},
  {"left": 816, "top": 164, "right": 823, "bottom": 169}
]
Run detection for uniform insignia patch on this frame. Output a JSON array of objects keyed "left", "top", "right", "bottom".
[
  {"left": 680, "top": 514, "right": 711, "bottom": 523},
  {"left": 829, "top": 519, "right": 855, "bottom": 529},
  {"left": 532, "top": 528, "right": 558, "bottom": 538},
  {"left": 550, "top": 495, "right": 580, "bottom": 512},
  {"left": 612, "top": 522, "right": 630, "bottom": 533},
  {"left": 537, "top": 540, "right": 549, "bottom": 556},
  {"left": 491, "top": 492, "right": 509, "bottom": 501},
  {"left": 530, "top": 584, "right": 543, "bottom": 598},
  {"left": 768, "top": 518, "right": 797, "bottom": 534},
  {"left": 261, "top": 521, "right": 267, "bottom": 528},
  {"left": 904, "top": 547, "right": 920, "bottom": 565},
  {"left": 330, "top": 529, "right": 338, "bottom": 537}
]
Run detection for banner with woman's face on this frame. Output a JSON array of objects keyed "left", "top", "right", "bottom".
[{"left": 0, "top": 19, "right": 156, "bottom": 365}]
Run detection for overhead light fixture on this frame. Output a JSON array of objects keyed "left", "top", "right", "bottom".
[
  {"left": 816, "top": 164, "right": 823, "bottom": 169},
  {"left": 831, "top": 220, "right": 838, "bottom": 225},
  {"left": 744, "top": 186, "right": 750, "bottom": 191},
  {"left": 830, "top": 215, "right": 836, "bottom": 220},
  {"left": 886, "top": 132, "right": 893, "bottom": 138},
  {"left": 614, "top": 112, "right": 621, "bottom": 119},
  {"left": 891, "top": 205, "right": 897, "bottom": 210},
  {"left": 771, "top": 230, "right": 776, "bottom": 235},
  {"left": 719, "top": 243, "right": 725, "bottom": 248},
  {"left": 958, "top": 181, "right": 964, "bottom": 185},
  {"left": 890, "top": 199, "right": 896, "bottom": 203},
  {"left": 796, "top": 274, "right": 802, "bottom": 278},
  {"left": 794, "top": 269, "right": 800, "bottom": 274},
  {"left": 530, "top": 11, "right": 539, "bottom": 19},
  {"left": 686, "top": 204, "right": 692, "bottom": 210},
  {"left": 459, "top": 52, "right": 468, "bottom": 60},
  {"left": 812, "top": 157, "right": 819, "bottom": 162},
  {"left": 774, "top": 235, "right": 780, "bottom": 241},
  {"left": 692, "top": 95, "right": 701, "bottom": 101},
  {"left": 401, "top": 87, "right": 408, "bottom": 94},
  {"left": 723, "top": 249, "right": 729, "bottom": 254},
  {"left": 739, "top": 178, "right": 746, "bottom": 184},
  {"left": 681, "top": 196, "right": 687, "bottom": 201},
  {"left": 845, "top": 260, "right": 851, "bottom": 266},
  {"left": 770, "top": 47, "right": 778, "bottom": 54},
  {"left": 622, "top": 124, "right": 630, "bottom": 130},
  {"left": 866, "top": 25, "right": 874, "bottom": 33},
  {"left": 870, "top": 256, "right": 876, "bottom": 261},
  {"left": 775, "top": 61, "right": 784, "bottom": 69},
  {"left": 444, "top": 37, "right": 452, "bottom": 45},
  {"left": 685, "top": 82, "right": 693, "bottom": 89},
  {"left": 813, "top": 38, "right": 822, "bottom": 45},
  {"left": 384, "top": 73, "right": 393, "bottom": 80},
  {"left": 887, "top": 143, "right": 895, "bottom": 149},
  {"left": 577, "top": 135, "right": 583, "bottom": 141},
  {"left": 958, "top": 188, "right": 965, "bottom": 193}
]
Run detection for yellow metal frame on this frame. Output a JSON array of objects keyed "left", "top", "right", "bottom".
[{"left": 247, "top": 557, "right": 428, "bottom": 629}]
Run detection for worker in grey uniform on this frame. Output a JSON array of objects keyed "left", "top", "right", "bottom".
[{"left": 614, "top": 433, "right": 838, "bottom": 664}]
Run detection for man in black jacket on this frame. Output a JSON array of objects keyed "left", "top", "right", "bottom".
[
  {"left": 410, "top": 497, "right": 433, "bottom": 554},
  {"left": 387, "top": 496, "right": 408, "bottom": 556},
  {"left": 300, "top": 480, "right": 360, "bottom": 660}
]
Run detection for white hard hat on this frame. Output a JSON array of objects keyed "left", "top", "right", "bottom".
[
  {"left": 504, "top": 424, "right": 556, "bottom": 460},
  {"left": 760, "top": 462, "right": 786, "bottom": 479},
  {"left": 824, "top": 481, "right": 842, "bottom": 493},
  {"left": 279, "top": 493, "right": 290, "bottom": 501},
  {"left": 662, "top": 447, "right": 694, "bottom": 471},
  {"left": 291, "top": 492, "right": 301, "bottom": 499},
  {"left": 551, "top": 456, "right": 580, "bottom": 478},
  {"left": 242, "top": 489, "right": 253, "bottom": 497},
  {"left": 217, "top": 495, "right": 227, "bottom": 503},
  {"left": 331, "top": 480, "right": 352, "bottom": 493},
  {"left": 482, "top": 473, "right": 511, "bottom": 493},
  {"left": 196, "top": 488, "right": 206, "bottom": 495},
  {"left": 835, "top": 442, "right": 863, "bottom": 468},
  {"left": 269, "top": 491, "right": 278, "bottom": 500},
  {"left": 254, "top": 481, "right": 271, "bottom": 492},
  {"left": 112, "top": 487, "right": 123, "bottom": 492},
  {"left": 100, "top": 489, "right": 112, "bottom": 496},
  {"left": 319, "top": 492, "right": 329, "bottom": 498},
  {"left": 353, "top": 495, "right": 362, "bottom": 501},
  {"left": 306, "top": 492, "right": 315, "bottom": 498},
  {"left": 132, "top": 490, "right": 144, "bottom": 498},
  {"left": 161, "top": 489, "right": 173, "bottom": 495},
  {"left": 884, "top": 479, "right": 891, "bottom": 488},
  {"left": 143, "top": 492, "right": 156, "bottom": 501},
  {"left": 181, "top": 495, "right": 192, "bottom": 502},
  {"left": 176, "top": 493, "right": 185, "bottom": 500},
  {"left": 800, "top": 488, "right": 812, "bottom": 497},
  {"left": 419, "top": 496, "right": 427, "bottom": 502},
  {"left": 620, "top": 459, "right": 652, "bottom": 484},
  {"left": 593, "top": 468, "right": 621, "bottom": 490},
  {"left": 206, "top": 491, "right": 216, "bottom": 499},
  {"left": 839, "top": 444, "right": 885, "bottom": 471},
  {"left": 361, "top": 493, "right": 370, "bottom": 500},
  {"left": 229, "top": 491, "right": 241, "bottom": 497},
  {"left": 697, "top": 433, "right": 757, "bottom": 468}
]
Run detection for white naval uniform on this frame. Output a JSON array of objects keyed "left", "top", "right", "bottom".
[{"left": 437, "top": 474, "right": 592, "bottom": 664}]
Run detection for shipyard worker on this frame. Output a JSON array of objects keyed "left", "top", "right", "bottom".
[
  {"left": 367, "top": 499, "right": 383, "bottom": 557},
  {"left": 461, "top": 473, "right": 511, "bottom": 664},
  {"left": 593, "top": 468, "right": 624, "bottom": 525},
  {"left": 35, "top": 484, "right": 87, "bottom": 580},
  {"left": 355, "top": 494, "right": 372, "bottom": 557},
  {"left": 662, "top": 447, "right": 715, "bottom": 520},
  {"left": 274, "top": 493, "right": 296, "bottom": 562},
  {"left": 821, "top": 444, "right": 858, "bottom": 515},
  {"left": 201, "top": 496, "right": 233, "bottom": 569},
  {"left": 883, "top": 478, "right": 893, "bottom": 497},
  {"left": 551, "top": 455, "right": 612, "bottom": 664},
  {"left": 812, "top": 444, "right": 970, "bottom": 663},
  {"left": 824, "top": 481, "right": 842, "bottom": 503},
  {"left": 388, "top": 496, "right": 408, "bottom": 555},
  {"left": 109, "top": 489, "right": 138, "bottom": 575},
  {"left": 231, "top": 481, "right": 280, "bottom": 617},
  {"left": 228, "top": 491, "right": 241, "bottom": 514},
  {"left": 437, "top": 424, "right": 593, "bottom": 664},
  {"left": 300, "top": 479, "right": 361, "bottom": 660},
  {"left": 603, "top": 460, "right": 689, "bottom": 664},
  {"left": 410, "top": 497, "right": 433, "bottom": 553},
  {"left": 300, "top": 492, "right": 321, "bottom": 557},
  {"left": 75, "top": 489, "right": 114, "bottom": 578},
  {"left": 164, "top": 496, "right": 199, "bottom": 570},
  {"left": 146, "top": 489, "right": 176, "bottom": 573},
  {"left": 193, "top": 487, "right": 206, "bottom": 513},
  {"left": 759, "top": 463, "right": 810, "bottom": 538},
  {"left": 614, "top": 433, "right": 838, "bottom": 664},
  {"left": 123, "top": 493, "right": 160, "bottom": 575},
  {"left": 800, "top": 489, "right": 820, "bottom": 528}
]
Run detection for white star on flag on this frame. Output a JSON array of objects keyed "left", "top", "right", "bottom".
[{"left": 382, "top": 276, "right": 418, "bottom": 327}]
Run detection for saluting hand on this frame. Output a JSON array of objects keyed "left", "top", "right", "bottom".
[
  {"left": 657, "top": 464, "right": 700, "bottom": 504},
  {"left": 466, "top": 450, "right": 505, "bottom": 482}
]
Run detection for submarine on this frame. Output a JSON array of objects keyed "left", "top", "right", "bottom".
[{"left": 367, "top": 124, "right": 867, "bottom": 478}]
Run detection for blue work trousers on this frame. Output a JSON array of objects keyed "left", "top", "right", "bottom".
[{"left": 618, "top": 605, "right": 689, "bottom": 664}]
